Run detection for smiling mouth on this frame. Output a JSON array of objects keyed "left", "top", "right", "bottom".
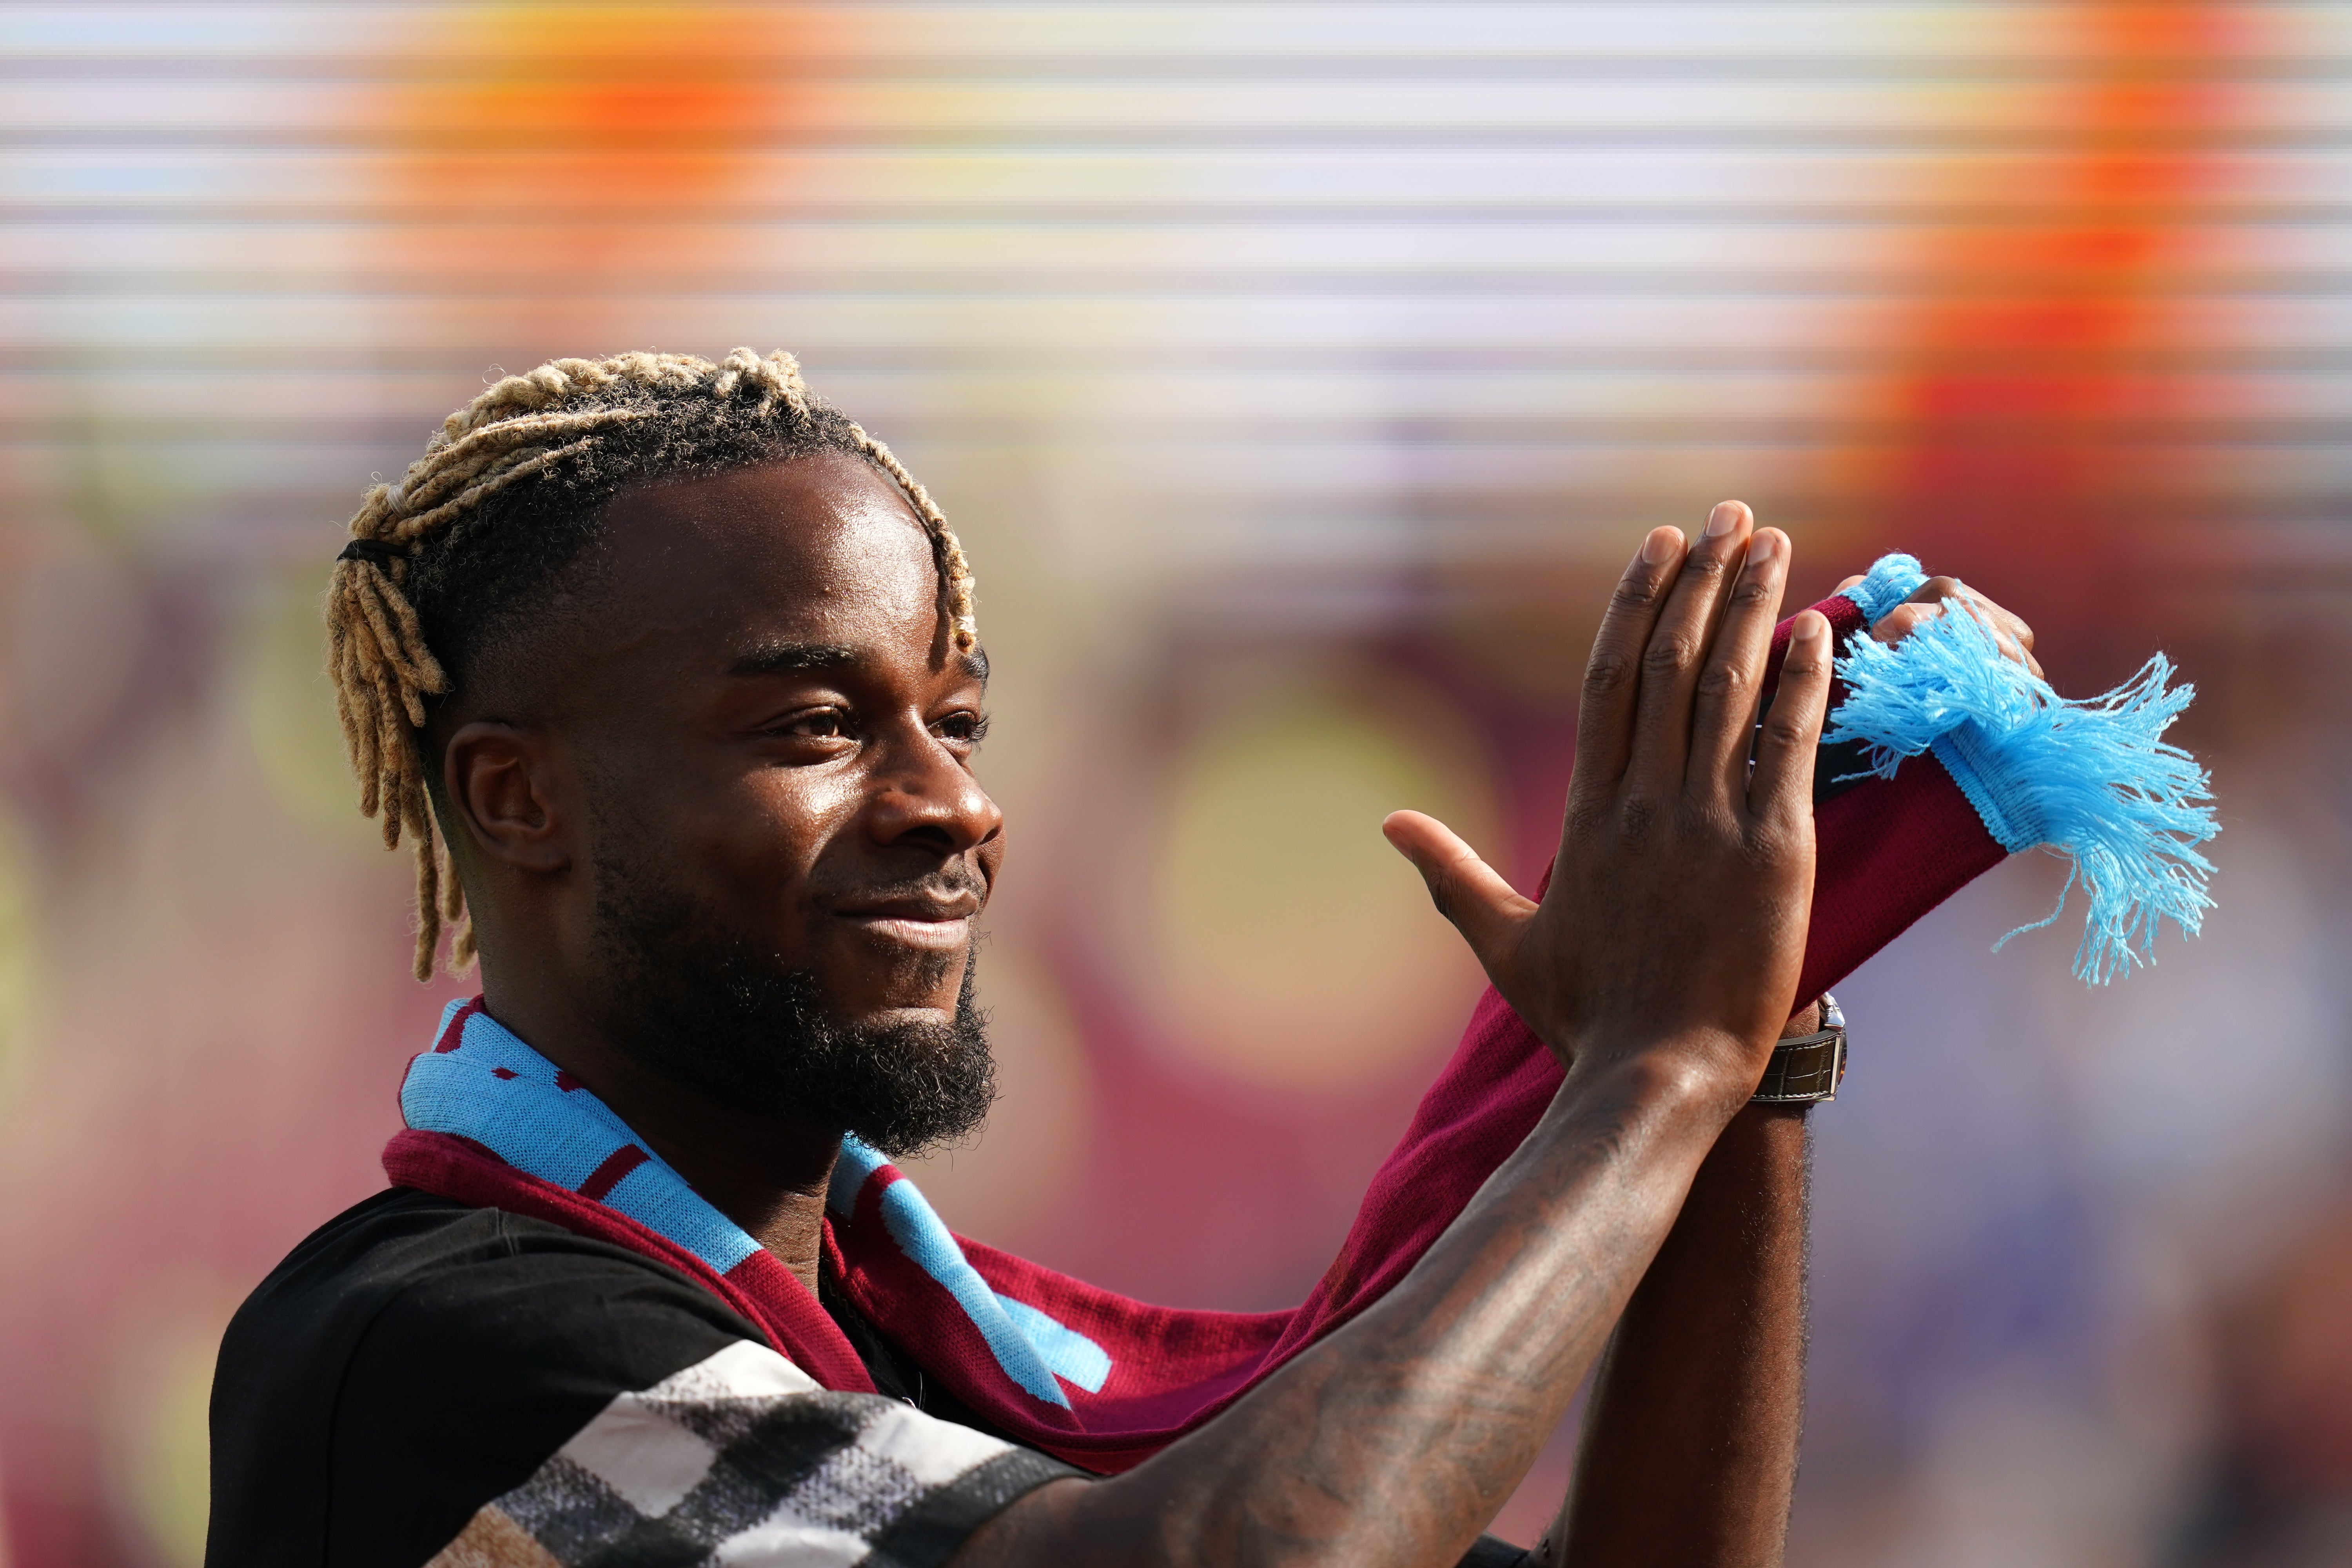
[{"left": 838, "top": 911, "right": 973, "bottom": 951}]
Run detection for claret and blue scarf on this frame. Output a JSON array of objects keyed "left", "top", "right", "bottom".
[{"left": 383, "top": 559, "right": 2219, "bottom": 1475}]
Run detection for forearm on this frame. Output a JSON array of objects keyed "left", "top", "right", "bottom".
[
  {"left": 956, "top": 1053, "right": 1747, "bottom": 1568},
  {"left": 1544, "top": 1076, "right": 1812, "bottom": 1565}
]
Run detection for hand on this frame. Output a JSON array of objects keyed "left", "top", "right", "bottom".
[
  {"left": 1385, "top": 501, "right": 1833, "bottom": 1100},
  {"left": 1839, "top": 571, "right": 2042, "bottom": 678}
]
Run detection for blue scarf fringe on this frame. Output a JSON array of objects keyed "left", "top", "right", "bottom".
[
  {"left": 1841, "top": 551, "right": 1929, "bottom": 624},
  {"left": 1824, "top": 569, "right": 2218, "bottom": 985}
]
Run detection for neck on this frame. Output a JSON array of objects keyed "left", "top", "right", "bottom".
[{"left": 479, "top": 977, "right": 842, "bottom": 1296}]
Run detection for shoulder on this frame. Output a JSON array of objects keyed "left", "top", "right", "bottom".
[
  {"left": 223, "top": 1185, "right": 762, "bottom": 1438},
  {"left": 209, "top": 1187, "right": 760, "bottom": 1568},
  {"left": 209, "top": 1189, "right": 1075, "bottom": 1568},
  {"left": 336, "top": 1188, "right": 758, "bottom": 1379},
  {"left": 438, "top": 1336, "right": 1073, "bottom": 1568}
]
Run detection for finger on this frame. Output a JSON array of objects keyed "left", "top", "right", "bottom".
[
  {"left": 1567, "top": 526, "right": 1686, "bottom": 797},
  {"left": 1874, "top": 576, "right": 1970, "bottom": 647},
  {"left": 1968, "top": 594, "right": 2041, "bottom": 675},
  {"left": 1878, "top": 581, "right": 2041, "bottom": 677},
  {"left": 1748, "top": 610, "right": 1832, "bottom": 826},
  {"left": 1973, "top": 598, "right": 2043, "bottom": 679},
  {"left": 1834, "top": 574, "right": 1864, "bottom": 593},
  {"left": 1623, "top": 499, "right": 1753, "bottom": 796},
  {"left": 1870, "top": 601, "right": 1940, "bottom": 645},
  {"left": 1383, "top": 811, "right": 1537, "bottom": 976},
  {"left": 1687, "top": 527, "right": 1792, "bottom": 804}
]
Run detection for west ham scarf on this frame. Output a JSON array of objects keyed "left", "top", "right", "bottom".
[{"left": 383, "top": 558, "right": 2218, "bottom": 1474}]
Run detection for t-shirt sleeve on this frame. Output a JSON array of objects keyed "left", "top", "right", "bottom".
[
  {"left": 425, "top": 1338, "right": 1073, "bottom": 1568},
  {"left": 317, "top": 1214, "right": 1071, "bottom": 1568}
]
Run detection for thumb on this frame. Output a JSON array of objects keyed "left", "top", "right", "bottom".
[{"left": 1382, "top": 810, "right": 1536, "bottom": 976}]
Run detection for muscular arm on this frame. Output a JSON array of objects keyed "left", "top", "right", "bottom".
[
  {"left": 962, "top": 1055, "right": 1753, "bottom": 1568},
  {"left": 955, "top": 505, "right": 1835, "bottom": 1568},
  {"left": 1521, "top": 573, "right": 2042, "bottom": 1566},
  {"left": 1540, "top": 1027, "right": 1814, "bottom": 1568}
]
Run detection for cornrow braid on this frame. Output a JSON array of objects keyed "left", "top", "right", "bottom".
[{"left": 325, "top": 348, "right": 978, "bottom": 980}]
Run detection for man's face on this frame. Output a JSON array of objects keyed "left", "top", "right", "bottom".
[{"left": 542, "top": 452, "right": 1004, "bottom": 1151}]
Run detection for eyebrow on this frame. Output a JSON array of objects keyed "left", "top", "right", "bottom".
[
  {"left": 728, "top": 642, "right": 859, "bottom": 677},
  {"left": 725, "top": 640, "right": 992, "bottom": 687}
]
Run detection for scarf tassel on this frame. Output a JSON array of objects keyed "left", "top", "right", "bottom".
[{"left": 1824, "top": 575, "right": 2218, "bottom": 985}]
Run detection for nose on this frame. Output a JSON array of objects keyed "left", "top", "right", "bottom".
[{"left": 867, "top": 726, "right": 1003, "bottom": 858}]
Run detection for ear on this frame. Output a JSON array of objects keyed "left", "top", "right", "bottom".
[{"left": 444, "top": 720, "right": 573, "bottom": 874}]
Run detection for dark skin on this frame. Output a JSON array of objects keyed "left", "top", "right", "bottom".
[
  {"left": 441, "top": 461, "right": 2031, "bottom": 1566},
  {"left": 445, "top": 452, "right": 1001, "bottom": 1291}
]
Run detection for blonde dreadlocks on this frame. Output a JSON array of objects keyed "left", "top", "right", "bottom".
[{"left": 325, "top": 348, "right": 978, "bottom": 981}]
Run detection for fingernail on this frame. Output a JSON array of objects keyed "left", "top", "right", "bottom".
[
  {"left": 1704, "top": 502, "right": 1744, "bottom": 538},
  {"left": 1641, "top": 527, "right": 1681, "bottom": 565},
  {"left": 1791, "top": 611, "right": 1826, "bottom": 642},
  {"left": 1747, "top": 529, "right": 1780, "bottom": 563}
]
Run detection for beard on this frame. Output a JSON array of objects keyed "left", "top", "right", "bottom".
[{"left": 585, "top": 838, "right": 996, "bottom": 1160}]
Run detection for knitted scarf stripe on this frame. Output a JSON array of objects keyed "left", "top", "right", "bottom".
[{"left": 400, "top": 1002, "right": 1112, "bottom": 1409}]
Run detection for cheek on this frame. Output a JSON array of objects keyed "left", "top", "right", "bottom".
[
  {"left": 740, "top": 768, "right": 850, "bottom": 869},
  {"left": 674, "top": 766, "right": 852, "bottom": 923}
]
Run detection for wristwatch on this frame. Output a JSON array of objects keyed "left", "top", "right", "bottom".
[{"left": 1751, "top": 994, "right": 1846, "bottom": 1105}]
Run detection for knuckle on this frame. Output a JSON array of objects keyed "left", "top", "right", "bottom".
[
  {"left": 1677, "top": 795, "right": 1722, "bottom": 833},
  {"left": 1640, "top": 633, "right": 1699, "bottom": 677},
  {"left": 1608, "top": 576, "right": 1660, "bottom": 613},
  {"left": 1422, "top": 867, "right": 1461, "bottom": 922},
  {"left": 1580, "top": 648, "right": 1637, "bottom": 701},
  {"left": 1694, "top": 661, "right": 1748, "bottom": 704},
  {"left": 1778, "top": 658, "right": 1826, "bottom": 687},
  {"left": 1775, "top": 644, "right": 1827, "bottom": 682},
  {"left": 1728, "top": 573, "right": 1776, "bottom": 609},
  {"left": 1750, "top": 818, "right": 1808, "bottom": 864},
  {"left": 1617, "top": 795, "right": 1660, "bottom": 842}
]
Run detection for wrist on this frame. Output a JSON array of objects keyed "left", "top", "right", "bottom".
[
  {"left": 1554, "top": 1031, "right": 1757, "bottom": 1130},
  {"left": 1750, "top": 993, "right": 1847, "bottom": 1106}
]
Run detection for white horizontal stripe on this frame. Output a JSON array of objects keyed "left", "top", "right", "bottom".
[
  {"left": 557, "top": 1401, "right": 717, "bottom": 1521},
  {"left": 853, "top": 1400, "right": 1014, "bottom": 1488},
  {"left": 0, "top": 5, "right": 2132, "bottom": 65},
  {"left": 555, "top": 1341, "right": 817, "bottom": 1517},
  {"left": 710, "top": 1519, "right": 873, "bottom": 1567},
  {"left": 647, "top": 1338, "right": 822, "bottom": 1402}
]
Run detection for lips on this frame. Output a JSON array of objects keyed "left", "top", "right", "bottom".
[{"left": 831, "top": 893, "right": 979, "bottom": 951}]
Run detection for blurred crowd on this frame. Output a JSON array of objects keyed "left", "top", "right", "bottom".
[{"left": 2, "top": 5, "right": 2348, "bottom": 1564}]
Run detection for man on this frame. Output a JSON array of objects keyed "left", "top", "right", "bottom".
[{"left": 210, "top": 348, "right": 2046, "bottom": 1567}]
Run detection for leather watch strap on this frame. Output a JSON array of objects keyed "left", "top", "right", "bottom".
[{"left": 1751, "top": 993, "right": 1846, "bottom": 1104}]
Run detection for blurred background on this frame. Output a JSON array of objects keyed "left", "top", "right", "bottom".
[{"left": 1, "top": 3, "right": 2348, "bottom": 1563}]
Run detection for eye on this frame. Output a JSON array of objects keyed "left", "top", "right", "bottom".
[
  {"left": 934, "top": 710, "right": 990, "bottom": 748},
  {"left": 775, "top": 707, "right": 851, "bottom": 740}
]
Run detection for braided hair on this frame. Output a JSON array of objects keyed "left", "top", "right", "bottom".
[{"left": 325, "top": 348, "right": 977, "bottom": 980}]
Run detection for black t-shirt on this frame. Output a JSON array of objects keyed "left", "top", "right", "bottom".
[
  {"left": 206, "top": 1188, "right": 1073, "bottom": 1567},
  {"left": 208, "top": 1187, "right": 1532, "bottom": 1567}
]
